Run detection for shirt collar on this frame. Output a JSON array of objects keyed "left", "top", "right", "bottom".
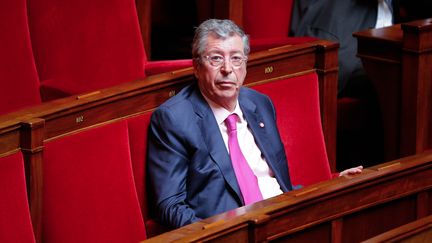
[{"left": 201, "top": 94, "right": 244, "bottom": 126}]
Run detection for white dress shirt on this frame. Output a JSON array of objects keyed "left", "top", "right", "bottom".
[
  {"left": 376, "top": 0, "right": 393, "bottom": 28},
  {"left": 203, "top": 96, "right": 283, "bottom": 200}
]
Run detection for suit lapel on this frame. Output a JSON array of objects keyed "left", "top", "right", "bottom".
[
  {"left": 239, "top": 96, "right": 273, "bottom": 166},
  {"left": 239, "top": 92, "right": 290, "bottom": 192},
  {"left": 189, "top": 86, "right": 243, "bottom": 205}
]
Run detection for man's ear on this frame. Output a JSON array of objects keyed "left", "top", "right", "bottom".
[{"left": 193, "top": 60, "right": 200, "bottom": 79}]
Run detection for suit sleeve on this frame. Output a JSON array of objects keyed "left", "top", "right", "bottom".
[{"left": 147, "top": 106, "right": 201, "bottom": 228}]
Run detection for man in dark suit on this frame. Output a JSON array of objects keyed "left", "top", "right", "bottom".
[
  {"left": 147, "top": 19, "right": 362, "bottom": 229},
  {"left": 147, "top": 19, "right": 293, "bottom": 229}
]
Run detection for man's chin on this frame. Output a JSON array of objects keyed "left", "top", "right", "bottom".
[{"left": 215, "top": 90, "right": 238, "bottom": 100}]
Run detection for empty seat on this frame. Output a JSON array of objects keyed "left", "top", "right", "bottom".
[
  {"left": 0, "top": 152, "right": 36, "bottom": 243},
  {"left": 243, "top": 0, "right": 316, "bottom": 52},
  {"left": 27, "top": 0, "right": 191, "bottom": 102},
  {"left": 42, "top": 121, "right": 146, "bottom": 242},
  {"left": 244, "top": 0, "right": 294, "bottom": 39},
  {"left": 27, "top": 0, "right": 146, "bottom": 101},
  {"left": 0, "top": 0, "right": 41, "bottom": 115},
  {"left": 253, "top": 73, "right": 332, "bottom": 186}
]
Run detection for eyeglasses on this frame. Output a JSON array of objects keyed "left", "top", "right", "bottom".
[{"left": 201, "top": 54, "right": 247, "bottom": 68}]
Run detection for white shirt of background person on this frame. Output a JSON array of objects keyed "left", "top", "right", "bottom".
[{"left": 376, "top": 0, "right": 393, "bottom": 28}]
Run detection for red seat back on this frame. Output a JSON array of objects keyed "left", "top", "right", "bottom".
[
  {"left": 127, "top": 113, "right": 170, "bottom": 237},
  {"left": 42, "top": 121, "right": 146, "bottom": 242},
  {"left": 243, "top": 0, "right": 294, "bottom": 39},
  {"left": 242, "top": 0, "right": 316, "bottom": 52},
  {"left": 0, "top": 152, "right": 36, "bottom": 243},
  {"left": 0, "top": 0, "right": 41, "bottom": 115},
  {"left": 27, "top": 0, "right": 146, "bottom": 100},
  {"left": 127, "top": 114, "right": 151, "bottom": 222},
  {"left": 253, "top": 73, "right": 332, "bottom": 186}
]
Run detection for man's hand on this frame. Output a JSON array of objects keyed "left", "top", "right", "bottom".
[{"left": 339, "top": 165, "right": 363, "bottom": 177}]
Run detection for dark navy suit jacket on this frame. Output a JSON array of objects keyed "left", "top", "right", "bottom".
[{"left": 147, "top": 83, "right": 293, "bottom": 228}]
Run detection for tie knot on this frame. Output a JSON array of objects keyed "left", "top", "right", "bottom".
[{"left": 225, "top": 114, "right": 238, "bottom": 132}]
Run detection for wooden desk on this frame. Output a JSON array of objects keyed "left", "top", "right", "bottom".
[
  {"left": 353, "top": 18, "right": 432, "bottom": 162},
  {"left": 144, "top": 151, "right": 432, "bottom": 242}
]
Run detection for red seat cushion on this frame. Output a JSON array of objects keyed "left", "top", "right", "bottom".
[
  {"left": 0, "top": 152, "right": 36, "bottom": 243},
  {"left": 252, "top": 73, "right": 332, "bottom": 186},
  {"left": 42, "top": 121, "right": 146, "bottom": 242},
  {"left": 0, "top": 0, "right": 41, "bottom": 115}
]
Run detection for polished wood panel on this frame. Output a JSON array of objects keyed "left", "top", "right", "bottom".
[
  {"left": 144, "top": 151, "right": 432, "bottom": 242},
  {"left": 362, "top": 215, "right": 432, "bottom": 243},
  {"left": 354, "top": 18, "right": 432, "bottom": 162}
]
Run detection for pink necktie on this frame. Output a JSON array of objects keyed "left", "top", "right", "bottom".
[{"left": 225, "top": 114, "right": 263, "bottom": 205}]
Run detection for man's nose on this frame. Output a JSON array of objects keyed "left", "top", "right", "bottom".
[{"left": 220, "top": 58, "right": 233, "bottom": 73}]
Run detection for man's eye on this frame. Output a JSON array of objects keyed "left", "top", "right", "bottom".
[
  {"left": 231, "top": 56, "right": 242, "bottom": 61},
  {"left": 210, "top": 56, "right": 223, "bottom": 61}
]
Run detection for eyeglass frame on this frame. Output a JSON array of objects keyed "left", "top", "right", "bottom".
[{"left": 199, "top": 54, "right": 248, "bottom": 68}]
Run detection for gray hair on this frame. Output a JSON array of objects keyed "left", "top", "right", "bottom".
[{"left": 192, "top": 19, "right": 250, "bottom": 59}]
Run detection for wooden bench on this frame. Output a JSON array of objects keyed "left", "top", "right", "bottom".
[
  {"left": 353, "top": 18, "right": 432, "bottom": 162},
  {"left": 362, "top": 215, "right": 432, "bottom": 243},
  {"left": 0, "top": 39, "right": 338, "bottom": 241},
  {"left": 143, "top": 151, "right": 432, "bottom": 242}
]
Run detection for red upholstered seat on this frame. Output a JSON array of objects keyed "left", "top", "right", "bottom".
[
  {"left": 253, "top": 73, "right": 332, "bottom": 186},
  {"left": 42, "top": 121, "right": 146, "bottom": 242},
  {"left": 243, "top": 0, "right": 316, "bottom": 52},
  {"left": 127, "top": 113, "right": 170, "bottom": 237},
  {"left": 27, "top": 0, "right": 191, "bottom": 101},
  {"left": 0, "top": 152, "right": 36, "bottom": 243},
  {"left": 244, "top": 0, "right": 293, "bottom": 39},
  {"left": 0, "top": 0, "right": 41, "bottom": 115}
]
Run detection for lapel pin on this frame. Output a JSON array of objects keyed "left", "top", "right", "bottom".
[{"left": 259, "top": 122, "right": 265, "bottom": 128}]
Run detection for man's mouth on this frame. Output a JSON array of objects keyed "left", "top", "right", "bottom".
[{"left": 216, "top": 81, "right": 237, "bottom": 88}]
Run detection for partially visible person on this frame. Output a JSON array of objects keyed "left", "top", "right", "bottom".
[
  {"left": 291, "top": 0, "right": 431, "bottom": 95},
  {"left": 291, "top": 0, "right": 432, "bottom": 168},
  {"left": 147, "top": 19, "right": 362, "bottom": 229},
  {"left": 291, "top": 0, "right": 395, "bottom": 95},
  {"left": 291, "top": 0, "right": 394, "bottom": 168}
]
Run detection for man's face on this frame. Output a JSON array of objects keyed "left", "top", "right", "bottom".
[{"left": 194, "top": 34, "right": 247, "bottom": 109}]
